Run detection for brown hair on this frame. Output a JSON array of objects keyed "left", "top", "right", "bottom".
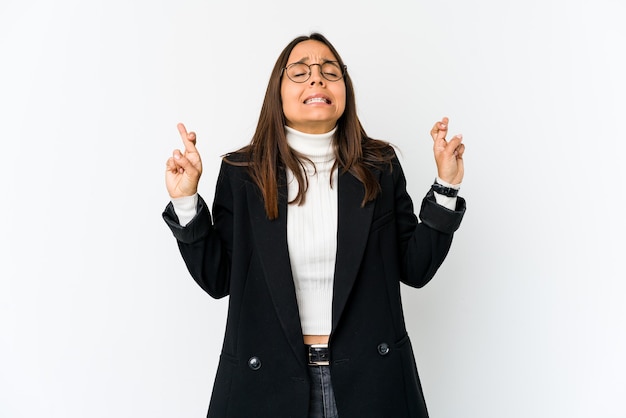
[{"left": 227, "top": 33, "right": 394, "bottom": 219}]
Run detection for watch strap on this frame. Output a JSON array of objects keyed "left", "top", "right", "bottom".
[{"left": 431, "top": 179, "right": 459, "bottom": 197}]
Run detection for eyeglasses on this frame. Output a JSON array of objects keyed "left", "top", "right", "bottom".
[{"left": 282, "top": 61, "right": 347, "bottom": 83}]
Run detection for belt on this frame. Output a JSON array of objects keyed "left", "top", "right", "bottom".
[{"left": 307, "top": 343, "right": 330, "bottom": 366}]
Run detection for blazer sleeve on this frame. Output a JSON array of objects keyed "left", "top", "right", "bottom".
[
  {"left": 162, "top": 161, "right": 234, "bottom": 299},
  {"left": 392, "top": 157, "right": 466, "bottom": 288}
]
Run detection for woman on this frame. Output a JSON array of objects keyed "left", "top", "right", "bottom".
[{"left": 163, "top": 33, "right": 465, "bottom": 418}]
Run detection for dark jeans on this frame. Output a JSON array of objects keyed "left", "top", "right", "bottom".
[{"left": 308, "top": 365, "right": 339, "bottom": 418}]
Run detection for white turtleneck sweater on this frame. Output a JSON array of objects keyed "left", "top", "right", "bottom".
[
  {"left": 284, "top": 126, "right": 338, "bottom": 336},
  {"left": 170, "top": 127, "right": 459, "bottom": 336}
]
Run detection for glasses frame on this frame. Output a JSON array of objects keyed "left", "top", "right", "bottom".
[{"left": 282, "top": 61, "right": 347, "bottom": 83}]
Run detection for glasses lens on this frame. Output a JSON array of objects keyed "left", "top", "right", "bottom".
[
  {"left": 321, "top": 62, "right": 343, "bottom": 81},
  {"left": 286, "top": 63, "right": 310, "bottom": 83},
  {"left": 285, "top": 62, "right": 344, "bottom": 83}
]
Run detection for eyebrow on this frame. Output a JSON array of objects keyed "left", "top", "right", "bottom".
[{"left": 291, "top": 57, "right": 338, "bottom": 65}]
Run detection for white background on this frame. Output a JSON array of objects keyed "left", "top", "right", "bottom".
[{"left": 1, "top": 0, "right": 625, "bottom": 417}]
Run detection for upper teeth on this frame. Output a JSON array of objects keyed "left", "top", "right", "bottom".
[{"left": 305, "top": 97, "right": 328, "bottom": 104}]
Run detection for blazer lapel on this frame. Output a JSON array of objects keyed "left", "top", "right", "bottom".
[
  {"left": 247, "top": 171, "right": 305, "bottom": 366},
  {"left": 331, "top": 170, "right": 377, "bottom": 334}
]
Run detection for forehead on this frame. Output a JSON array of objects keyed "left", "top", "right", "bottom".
[{"left": 287, "top": 40, "right": 337, "bottom": 63}]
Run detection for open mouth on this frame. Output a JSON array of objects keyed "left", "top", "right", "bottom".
[{"left": 304, "top": 97, "right": 331, "bottom": 104}]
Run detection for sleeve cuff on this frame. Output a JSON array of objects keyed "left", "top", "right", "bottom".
[
  {"left": 163, "top": 195, "right": 212, "bottom": 243},
  {"left": 171, "top": 194, "right": 198, "bottom": 226},
  {"left": 419, "top": 191, "right": 466, "bottom": 234}
]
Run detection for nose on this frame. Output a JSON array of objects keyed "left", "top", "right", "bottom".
[{"left": 309, "top": 64, "right": 324, "bottom": 85}]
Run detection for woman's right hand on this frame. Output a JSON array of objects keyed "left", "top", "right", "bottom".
[{"left": 165, "top": 123, "right": 203, "bottom": 199}]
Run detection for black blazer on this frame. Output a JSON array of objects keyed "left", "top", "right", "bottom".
[{"left": 163, "top": 152, "right": 465, "bottom": 418}]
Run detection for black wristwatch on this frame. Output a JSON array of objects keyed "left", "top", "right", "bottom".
[{"left": 431, "top": 179, "right": 459, "bottom": 197}]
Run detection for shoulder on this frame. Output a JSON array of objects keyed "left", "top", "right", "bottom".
[
  {"left": 219, "top": 151, "right": 253, "bottom": 174},
  {"left": 213, "top": 151, "right": 254, "bottom": 188},
  {"left": 361, "top": 139, "right": 401, "bottom": 174},
  {"left": 222, "top": 150, "right": 251, "bottom": 165},
  {"left": 362, "top": 137, "right": 398, "bottom": 158}
]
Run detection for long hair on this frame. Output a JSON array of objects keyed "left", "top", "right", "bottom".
[{"left": 227, "top": 33, "right": 394, "bottom": 219}]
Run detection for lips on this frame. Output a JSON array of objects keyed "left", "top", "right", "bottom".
[{"left": 304, "top": 95, "right": 331, "bottom": 105}]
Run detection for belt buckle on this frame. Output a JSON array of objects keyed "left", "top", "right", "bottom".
[{"left": 308, "top": 343, "right": 330, "bottom": 366}]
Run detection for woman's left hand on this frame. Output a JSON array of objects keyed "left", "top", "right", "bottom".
[{"left": 430, "top": 116, "right": 465, "bottom": 185}]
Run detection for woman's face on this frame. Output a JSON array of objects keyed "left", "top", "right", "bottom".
[{"left": 280, "top": 40, "right": 346, "bottom": 134}]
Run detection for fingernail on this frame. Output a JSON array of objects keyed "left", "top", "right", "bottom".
[{"left": 174, "top": 152, "right": 180, "bottom": 159}]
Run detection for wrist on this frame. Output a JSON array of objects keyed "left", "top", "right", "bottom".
[{"left": 435, "top": 176, "right": 461, "bottom": 188}]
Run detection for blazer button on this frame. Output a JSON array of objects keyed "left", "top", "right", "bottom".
[
  {"left": 248, "top": 356, "right": 262, "bottom": 371},
  {"left": 377, "top": 343, "right": 390, "bottom": 356}
]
